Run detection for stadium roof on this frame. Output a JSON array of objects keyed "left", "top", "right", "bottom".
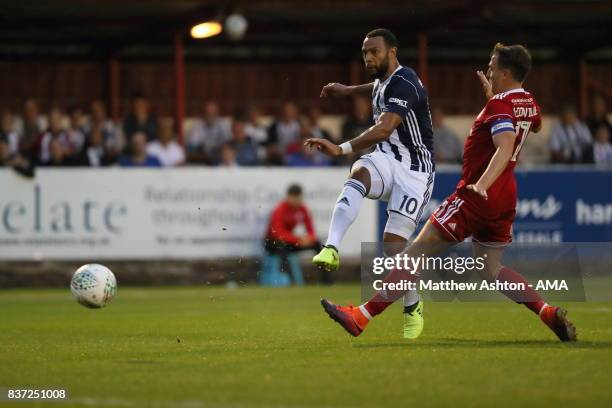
[{"left": 1, "top": 0, "right": 611, "bottom": 61}]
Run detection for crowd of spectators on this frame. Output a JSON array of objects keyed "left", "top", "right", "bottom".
[
  {"left": 0, "top": 96, "right": 346, "bottom": 173},
  {"left": 2, "top": 93, "right": 611, "bottom": 173},
  {"left": 549, "top": 96, "right": 612, "bottom": 165}
]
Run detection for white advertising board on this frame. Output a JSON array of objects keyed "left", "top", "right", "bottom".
[{"left": 0, "top": 168, "right": 377, "bottom": 260}]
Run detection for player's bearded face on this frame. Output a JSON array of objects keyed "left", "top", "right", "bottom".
[
  {"left": 375, "top": 53, "right": 390, "bottom": 78},
  {"left": 367, "top": 51, "right": 390, "bottom": 79},
  {"left": 362, "top": 37, "right": 392, "bottom": 79}
]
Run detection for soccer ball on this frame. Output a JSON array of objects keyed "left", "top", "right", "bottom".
[{"left": 70, "top": 264, "right": 117, "bottom": 308}]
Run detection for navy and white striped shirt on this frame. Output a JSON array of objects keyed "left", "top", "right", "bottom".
[{"left": 372, "top": 65, "right": 435, "bottom": 173}]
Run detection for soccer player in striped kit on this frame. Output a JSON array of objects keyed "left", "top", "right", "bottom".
[{"left": 305, "top": 28, "right": 435, "bottom": 339}]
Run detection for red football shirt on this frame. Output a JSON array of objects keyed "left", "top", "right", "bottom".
[
  {"left": 457, "top": 88, "right": 542, "bottom": 217},
  {"left": 265, "top": 200, "right": 316, "bottom": 245}
]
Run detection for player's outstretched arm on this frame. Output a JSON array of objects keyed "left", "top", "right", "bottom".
[
  {"left": 304, "top": 112, "right": 401, "bottom": 156},
  {"left": 320, "top": 82, "right": 374, "bottom": 98},
  {"left": 466, "top": 130, "right": 516, "bottom": 200}
]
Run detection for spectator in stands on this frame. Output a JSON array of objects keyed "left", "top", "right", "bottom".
[
  {"left": 583, "top": 125, "right": 612, "bottom": 166},
  {"left": 340, "top": 96, "right": 373, "bottom": 165},
  {"left": 20, "top": 98, "right": 44, "bottom": 157},
  {"left": 264, "top": 184, "right": 327, "bottom": 283},
  {"left": 1, "top": 111, "right": 19, "bottom": 155},
  {"left": 38, "top": 107, "right": 74, "bottom": 165},
  {"left": 146, "top": 118, "right": 185, "bottom": 167},
  {"left": 76, "top": 126, "right": 112, "bottom": 167},
  {"left": 341, "top": 95, "right": 373, "bottom": 142},
  {"left": 244, "top": 105, "right": 268, "bottom": 162},
  {"left": 586, "top": 95, "right": 612, "bottom": 136},
  {"left": 432, "top": 107, "right": 463, "bottom": 163},
  {"left": 244, "top": 105, "right": 268, "bottom": 146},
  {"left": 285, "top": 117, "right": 332, "bottom": 167},
  {"left": 0, "top": 134, "right": 33, "bottom": 177},
  {"left": 0, "top": 134, "right": 13, "bottom": 166},
  {"left": 187, "top": 101, "right": 232, "bottom": 165},
  {"left": 219, "top": 143, "right": 238, "bottom": 166},
  {"left": 266, "top": 102, "right": 300, "bottom": 163},
  {"left": 67, "top": 106, "right": 87, "bottom": 155},
  {"left": 308, "top": 106, "right": 333, "bottom": 141},
  {"left": 42, "top": 137, "right": 74, "bottom": 167},
  {"left": 230, "top": 118, "right": 259, "bottom": 166},
  {"left": 123, "top": 94, "right": 157, "bottom": 143},
  {"left": 549, "top": 104, "right": 592, "bottom": 163},
  {"left": 89, "top": 99, "right": 123, "bottom": 159},
  {"left": 119, "top": 131, "right": 161, "bottom": 167},
  {"left": 285, "top": 139, "right": 326, "bottom": 167}
]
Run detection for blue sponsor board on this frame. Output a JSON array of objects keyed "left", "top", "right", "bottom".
[{"left": 378, "top": 168, "right": 612, "bottom": 242}]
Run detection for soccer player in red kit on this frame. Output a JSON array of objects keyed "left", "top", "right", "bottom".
[{"left": 321, "top": 43, "right": 577, "bottom": 342}]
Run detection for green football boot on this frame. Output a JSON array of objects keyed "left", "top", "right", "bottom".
[
  {"left": 403, "top": 300, "right": 424, "bottom": 339},
  {"left": 312, "top": 245, "right": 340, "bottom": 271}
]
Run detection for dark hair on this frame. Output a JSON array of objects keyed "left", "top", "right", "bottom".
[
  {"left": 287, "top": 184, "right": 303, "bottom": 196},
  {"left": 492, "top": 43, "right": 532, "bottom": 82},
  {"left": 366, "top": 28, "right": 398, "bottom": 49}
]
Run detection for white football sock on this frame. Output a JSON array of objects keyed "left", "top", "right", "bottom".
[
  {"left": 403, "top": 289, "right": 420, "bottom": 308},
  {"left": 325, "top": 179, "right": 366, "bottom": 249}
]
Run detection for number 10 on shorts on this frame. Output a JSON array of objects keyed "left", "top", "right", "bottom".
[{"left": 399, "top": 195, "right": 418, "bottom": 215}]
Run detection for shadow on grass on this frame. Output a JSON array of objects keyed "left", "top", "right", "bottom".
[{"left": 353, "top": 338, "right": 612, "bottom": 349}]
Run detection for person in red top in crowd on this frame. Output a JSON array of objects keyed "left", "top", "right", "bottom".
[
  {"left": 321, "top": 43, "right": 577, "bottom": 342},
  {"left": 265, "top": 184, "right": 329, "bottom": 283}
]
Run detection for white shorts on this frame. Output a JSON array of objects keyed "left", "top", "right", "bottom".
[{"left": 353, "top": 151, "right": 435, "bottom": 238}]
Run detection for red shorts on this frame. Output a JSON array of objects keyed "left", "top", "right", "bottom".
[{"left": 430, "top": 190, "right": 515, "bottom": 246}]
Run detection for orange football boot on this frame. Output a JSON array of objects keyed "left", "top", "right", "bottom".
[
  {"left": 540, "top": 305, "right": 577, "bottom": 342},
  {"left": 320, "top": 299, "right": 370, "bottom": 337}
]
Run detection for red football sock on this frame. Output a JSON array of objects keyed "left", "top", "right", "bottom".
[
  {"left": 364, "top": 266, "right": 420, "bottom": 318},
  {"left": 497, "top": 266, "right": 545, "bottom": 315}
]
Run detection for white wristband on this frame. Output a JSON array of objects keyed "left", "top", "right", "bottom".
[{"left": 339, "top": 142, "right": 353, "bottom": 155}]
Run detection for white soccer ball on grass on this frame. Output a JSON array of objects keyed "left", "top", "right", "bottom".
[{"left": 70, "top": 264, "right": 117, "bottom": 308}]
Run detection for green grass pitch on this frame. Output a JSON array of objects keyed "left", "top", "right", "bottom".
[{"left": 1, "top": 285, "right": 611, "bottom": 408}]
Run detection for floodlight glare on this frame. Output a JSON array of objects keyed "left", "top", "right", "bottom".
[{"left": 190, "top": 21, "right": 222, "bottom": 39}]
